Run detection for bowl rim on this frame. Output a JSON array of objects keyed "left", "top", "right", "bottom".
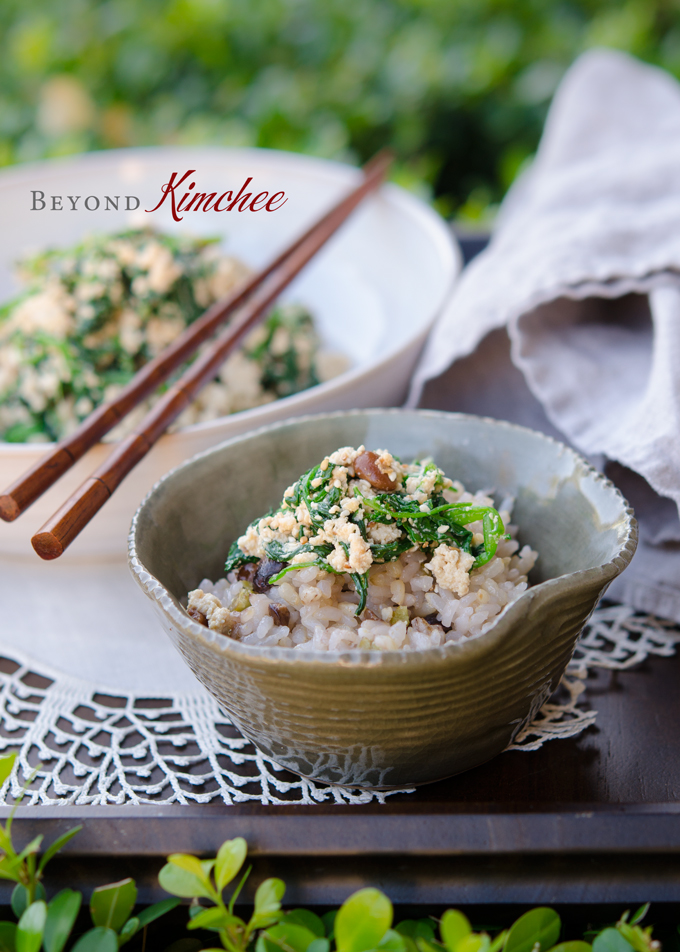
[
  {"left": 129, "top": 407, "right": 638, "bottom": 666},
  {"left": 0, "top": 146, "right": 461, "bottom": 452},
  {"left": 128, "top": 408, "right": 638, "bottom": 667}
]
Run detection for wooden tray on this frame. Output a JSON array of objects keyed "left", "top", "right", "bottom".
[
  {"left": 3, "top": 237, "right": 678, "bottom": 906},
  {"left": 3, "top": 651, "right": 679, "bottom": 905}
]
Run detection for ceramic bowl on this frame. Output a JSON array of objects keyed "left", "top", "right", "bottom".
[
  {"left": 128, "top": 409, "right": 637, "bottom": 788},
  {"left": 0, "top": 147, "right": 459, "bottom": 558}
]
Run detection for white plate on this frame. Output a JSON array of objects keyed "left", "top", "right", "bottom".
[{"left": 0, "top": 147, "right": 460, "bottom": 558}]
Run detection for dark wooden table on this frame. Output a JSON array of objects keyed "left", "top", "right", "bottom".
[
  {"left": 4, "top": 640, "right": 680, "bottom": 906},
  {"left": 4, "top": 236, "right": 679, "bottom": 908}
]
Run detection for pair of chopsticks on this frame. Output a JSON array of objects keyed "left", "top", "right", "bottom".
[{"left": 0, "top": 150, "right": 392, "bottom": 560}]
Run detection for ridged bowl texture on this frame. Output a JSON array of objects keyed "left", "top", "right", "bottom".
[{"left": 129, "top": 409, "right": 637, "bottom": 788}]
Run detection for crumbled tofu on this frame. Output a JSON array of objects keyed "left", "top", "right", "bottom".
[
  {"left": 187, "top": 589, "right": 234, "bottom": 633},
  {"left": 373, "top": 449, "right": 400, "bottom": 484},
  {"left": 405, "top": 467, "right": 439, "bottom": 498},
  {"left": 295, "top": 501, "right": 314, "bottom": 527},
  {"left": 269, "top": 510, "right": 298, "bottom": 536},
  {"left": 427, "top": 544, "right": 475, "bottom": 597},
  {"left": 9, "top": 283, "right": 74, "bottom": 340},
  {"left": 328, "top": 445, "right": 364, "bottom": 468},
  {"left": 367, "top": 522, "right": 402, "bottom": 544},
  {"left": 237, "top": 525, "right": 265, "bottom": 559},
  {"left": 324, "top": 518, "right": 373, "bottom": 574}
]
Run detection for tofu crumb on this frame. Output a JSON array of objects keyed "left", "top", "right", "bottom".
[
  {"left": 187, "top": 589, "right": 234, "bottom": 634},
  {"left": 237, "top": 525, "right": 265, "bottom": 559},
  {"left": 427, "top": 544, "right": 475, "bottom": 597},
  {"left": 368, "top": 522, "right": 402, "bottom": 544}
]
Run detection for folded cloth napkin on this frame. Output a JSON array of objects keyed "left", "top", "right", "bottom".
[{"left": 409, "top": 48, "right": 680, "bottom": 622}]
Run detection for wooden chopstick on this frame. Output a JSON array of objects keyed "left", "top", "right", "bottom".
[
  {"left": 28, "top": 151, "right": 392, "bottom": 559},
  {"left": 0, "top": 149, "right": 392, "bottom": 525}
]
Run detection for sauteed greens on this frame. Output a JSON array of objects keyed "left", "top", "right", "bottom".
[
  {"left": 225, "top": 449, "right": 507, "bottom": 614},
  {"left": 0, "top": 228, "right": 338, "bottom": 443}
]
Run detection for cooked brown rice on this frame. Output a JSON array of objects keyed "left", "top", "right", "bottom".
[{"left": 187, "top": 475, "right": 537, "bottom": 652}]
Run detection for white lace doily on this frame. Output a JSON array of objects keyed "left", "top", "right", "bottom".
[{"left": 0, "top": 604, "right": 677, "bottom": 806}]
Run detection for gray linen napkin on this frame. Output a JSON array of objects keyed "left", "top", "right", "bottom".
[{"left": 409, "top": 49, "right": 680, "bottom": 622}]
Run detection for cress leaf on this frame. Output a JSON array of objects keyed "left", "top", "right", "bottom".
[
  {"left": 0, "top": 755, "right": 16, "bottom": 790},
  {"left": 284, "top": 910, "right": 326, "bottom": 938},
  {"left": 70, "top": 927, "right": 119, "bottom": 952},
  {"left": 322, "top": 911, "right": 337, "bottom": 940},
  {"left": 11, "top": 887, "right": 46, "bottom": 922},
  {"left": 458, "top": 936, "right": 490, "bottom": 952},
  {"left": 396, "top": 922, "right": 436, "bottom": 941},
  {"left": 592, "top": 931, "right": 636, "bottom": 952},
  {"left": 90, "top": 878, "right": 137, "bottom": 933},
  {"left": 0, "top": 922, "right": 16, "bottom": 952},
  {"left": 335, "top": 888, "right": 393, "bottom": 952},
  {"left": 215, "top": 837, "right": 248, "bottom": 893},
  {"left": 0, "top": 826, "right": 13, "bottom": 855},
  {"left": 117, "top": 917, "right": 139, "bottom": 947},
  {"left": 168, "top": 854, "right": 210, "bottom": 881},
  {"left": 228, "top": 864, "right": 252, "bottom": 914},
  {"left": 10, "top": 888, "right": 26, "bottom": 920},
  {"left": 252, "top": 878, "right": 286, "bottom": 926},
  {"left": 612, "top": 929, "right": 643, "bottom": 952},
  {"left": 0, "top": 868, "right": 21, "bottom": 884},
  {"left": 379, "top": 929, "right": 408, "bottom": 952},
  {"left": 630, "top": 906, "right": 650, "bottom": 927},
  {"left": 308, "top": 941, "right": 332, "bottom": 952},
  {"left": 158, "top": 862, "right": 214, "bottom": 900},
  {"left": 547, "top": 944, "right": 592, "bottom": 952},
  {"left": 504, "top": 909, "right": 561, "bottom": 952},
  {"left": 186, "top": 908, "right": 238, "bottom": 932},
  {"left": 256, "top": 923, "right": 319, "bottom": 952},
  {"left": 416, "top": 939, "right": 445, "bottom": 952},
  {"left": 135, "top": 897, "right": 181, "bottom": 928},
  {"left": 44, "top": 889, "right": 82, "bottom": 952},
  {"left": 16, "top": 901, "right": 47, "bottom": 952},
  {"left": 39, "top": 826, "right": 83, "bottom": 873},
  {"left": 490, "top": 932, "right": 509, "bottom": 952},
  {"left": 440, "top": 911, "right": 472, "bottom": 952},
  {"left": 12, "top": 837, "right": 43, "bottom": 868}
]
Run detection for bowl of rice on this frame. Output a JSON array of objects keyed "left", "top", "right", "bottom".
[
  {"left": 129, "top": 409, "right": 637, "bottom": 788},
  {"left": 0, "top": 147, "right": 458, "bottom": 558}
]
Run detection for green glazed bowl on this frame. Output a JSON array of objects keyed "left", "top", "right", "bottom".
[{"left": 128, "top": 409, "right": 637, "bottom": 788}]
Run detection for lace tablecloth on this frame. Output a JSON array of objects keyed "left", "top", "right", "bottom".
[{"left": 2, "top": 552, "right": 679, "bottom": 805}]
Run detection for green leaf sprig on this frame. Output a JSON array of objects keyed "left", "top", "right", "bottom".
[
  {"left": 0, "top": 752, "right": 180, "bottom": 952},
  {"left": 158, "top": 837, "right": 289, "bottom": 952}
]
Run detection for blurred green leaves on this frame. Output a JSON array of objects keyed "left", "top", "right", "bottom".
[{"left": 1, "top": 0, "right": 678, "bottom": 217}]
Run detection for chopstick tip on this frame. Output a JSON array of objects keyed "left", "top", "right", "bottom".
[
  {"left": 31, "top": 531, "right": 64, "bottom": 561},
  {"left": 0, "top": 495, "right": 20, "bottom": 522},
  {"left": 363, "top": 148, "right": 394, "bottom": 178}
]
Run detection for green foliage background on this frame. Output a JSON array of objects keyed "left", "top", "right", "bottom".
[{"left": 1, "top": 0, "right": 678, "bottom": 220}]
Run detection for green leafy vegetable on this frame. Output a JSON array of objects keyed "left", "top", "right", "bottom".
[
  {"left": 0, "top": 231, "right": 330, "bottom": 444},
  {"left": 90, "top": 878, "right": 137, "bottom": 933},
  {"left": 334, "top": 888, "right": 393, "bottom": 952},
  {"left": 70, "top": 927, "right": 118, "bottom": 952},
  {"left": 43, "top": 889, "right": 82, "bottom": 952},
  {"left": 16, "top": 901, "right": 46, "bottom": 952},
  {"left": 592, "top": 932, "right": 636, "bottom": 952},
  {"left": 503, "top": 908, "right": 561, "bottom": 952},
  {"left": 226, "top": 453, "right": 506, "bottom": 615},
  {"left": 440, "top": 910, "right": 472, "bottom": 952}
]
